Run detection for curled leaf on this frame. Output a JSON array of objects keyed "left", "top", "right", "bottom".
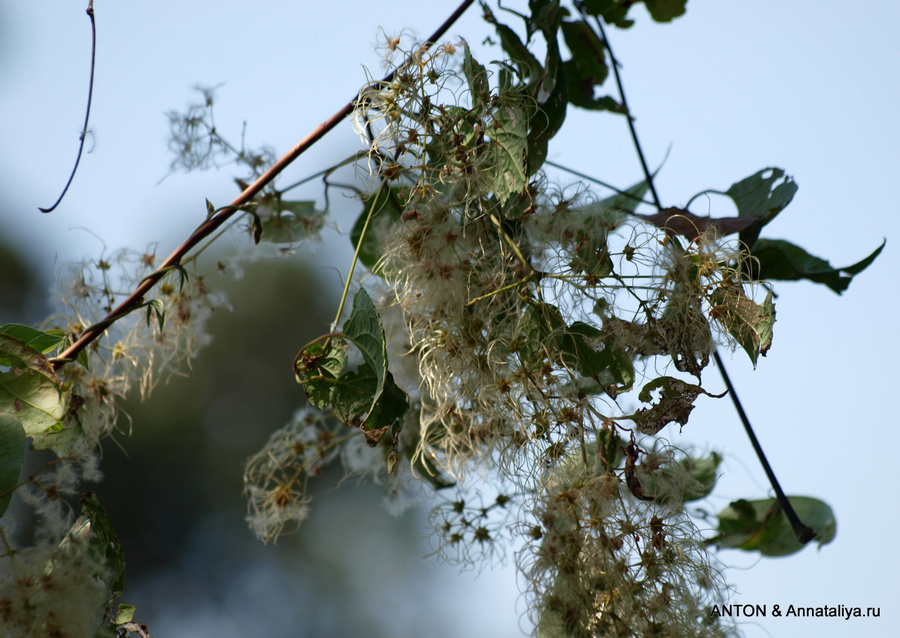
[
  {"left": 636, "top": 207, "right": 759, "bottom": 241},
  {"left": 710, "top": 285, "right": 774, "bottom": 367},
  {"left": 295, "top": 290, "right": 408, "bottom": 445},
  {"left": 633, "top": 376, "right": 724, "bottom": 435}
]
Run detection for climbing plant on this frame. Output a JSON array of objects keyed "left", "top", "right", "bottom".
[{"left": 0, "top": 1, "right": 884, "bottom": 636}]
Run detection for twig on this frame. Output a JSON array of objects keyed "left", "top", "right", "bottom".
[
  {"left": 40, "top": 0, "right": 96, "bottom": 213},
  {"left": 50, "top": 0, "right": 476, "bottom": 371},
  {"left": 544, "top": 159, "right": 655, "bottom": 207}
]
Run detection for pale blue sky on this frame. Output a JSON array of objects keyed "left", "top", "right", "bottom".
[{"left": 2, "top": 2, "right": 898, "bottom": 636}]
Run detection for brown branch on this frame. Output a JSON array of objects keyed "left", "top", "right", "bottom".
[
  {"left": 40, "top": 0, "right": 96, "bottom": 213},
  {"left": 51, "top": 0, "right": 475, "bottom": 372}
]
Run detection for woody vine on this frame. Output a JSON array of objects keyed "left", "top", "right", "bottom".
[{"left": 0, "top": 1, "right": 885, "bottom": 636}]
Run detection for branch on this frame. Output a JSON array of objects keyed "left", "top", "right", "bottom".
[
  {"left": 40, "top": 0, "right": 96, "bottom": 213},
  {"left": 581, "top": 10, "right": 662, "bottom": 211},
  {"left": 51, "top": 0, "right": 476, "bottom": 372},
  {"left": 544, "top": 160, "right": 655, "bottom": 207},
  {"left": 714, "top": 350, "right": 816, "bottom": 543}
]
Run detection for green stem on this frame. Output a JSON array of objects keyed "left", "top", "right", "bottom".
[
  {"left": 465, "top": 270, "right": 541, "bottom": 308},
  {"left": 330, "top": 181, "right": 388, "bottom": 331},
  {"left": 489, "top": 212, "right": 533, "bottom": 272}
]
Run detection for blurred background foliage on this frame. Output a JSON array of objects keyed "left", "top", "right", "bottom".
[{"left": 0, "top": 232, "right": 517, "bottom": 636}]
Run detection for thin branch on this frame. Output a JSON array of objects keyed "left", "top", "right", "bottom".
[
  {"left": 544, "top": 160, "right": 655, "bottom": 207},
  {"left": 50, "top": 0, "right": 476, "bottom": 371},
  {"left": 582, "top": 11, "right": 662, "bottom": 211},
  {"left": 40, "top": 0, "right": 96, "bottom": 213},
  {"left": 714, "top": 350, "right": 816, "bottom": 544}
]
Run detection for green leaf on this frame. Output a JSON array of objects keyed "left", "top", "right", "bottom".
[
  {"left": 638, "top": 450, "right": 721, "bottom": 504},
  {"left": 527, "top": 54, "right": 568, "bottom": 174},
  {"left": 564, "top": 59, "right": 623, "bottom": 112},
  {"left": 257, "top": 198, "right": 325, "bottom": 244},
  {"left": 751, "top": 238, "right": 885, "bottom": 294},
  {"left": 484, "top": 1, "right": 565, "bottom": 175},
  {"left": 559, "top": 427, "right": 624, "bottom": 474},
  {"left": 295, "top": 338, "right": 348, "bottom": 409},
  {"left": 562, "top": 20, "right": 608, "bottom": 87},
  {"left": 0, "top": 334, "right": 72, "bottom": 436},
  {"left": 558, "top": 321, "right": 607, "bottom": 376},
  {"left": 712, "top": 496, "right": 836, "bottom": 556},
  {"left": 528, "top": 0, "right": 562, "bottom": 38},
  {"left": 424, "top": 105, "right": 484, "bottom": 176},
  {"left": 561, "top": 19, "right": 623, "bottom": 112},
  {"left": 360, "top": 371, "right": 409, "bottom": 447},
  {"left": 518, "top": 303, "right": 566, "bottom": 362},
  {"left": 490, "top": 98, "right": 530, "bottom": 205},
  {"left": 0, "top": 324, "right": 64, "bottom": 354},
  {"left": 350, "top": 187, "right": 404, "bottom": 275},
  {"left": 569, "top": 226, "right": 614, "bottom": 278},
  {"left": 723, "top": 168, "right": 798, "bottom": 246},
  {"left": 527, "top": 1, "right": 563, "bottom": 89},
  {"left": 644, "top": 0, "right": 688, "bottom": 22},
  {"left": 30, "top": 422, "right": 85, "bottom": 451},
  {"left": 399, "top": 410, "right": 455, "bottom": 489},
  {"left": 0, "top": 413, "right": 26, "bottom": 518},
  {"left": 462, "top": 41, "right": 491, "bottom": 111},
  {"left": 681, "top": 452, "right": 721, "bottom": 502},
  {"left": 517, "top": 305, "right": 634, "bottom": 389},
  {"left": 581, "top": 0, "right": 635, "bottom": 27},
  {"left": 595, "top": 428, "right": 625, "bottom": 470},
  {"left": 342, "top": 290, "right": 388, "bottom": 415},
  {"left": 298, "top": 290, "right": 409, "bottom": 440},
  {"left": 114, "top": 604, "right": 137, "bottom": 624},
  {"left": 581, "top": 0, "right": 687, "bottom": 26},
  {"left": 481, "top": 3, "right": 543, "bottom": 85},
  {"left": 329, "top": 365, "right": 380, "bottom": 423},
  {"left": 564, "top": 321, "right": 633, "bottom": 385},
  {"left": 599, "top": 345, "right": 635, "bottom": 389},
  {"left": 144, "top": 299, "right": 166, "bottom": 331},
  {"left": 61, "top": 493, "right": 126, "bottom": 617},
  {"left": 709, "top": 285, "right": 775, "bottom": 367}
]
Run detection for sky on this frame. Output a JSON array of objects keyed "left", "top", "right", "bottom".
[{"left": 2, "top": 1, "right": 899, "bottom": 637}]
